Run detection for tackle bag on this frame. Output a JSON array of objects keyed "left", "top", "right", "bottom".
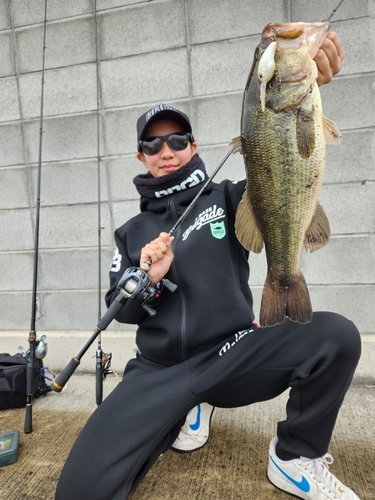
[{"left": 0, "top": 352, "right": 47, "bottom": 410}]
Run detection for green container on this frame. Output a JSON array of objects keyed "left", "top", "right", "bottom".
[{"left": 0, "top": 430, "right": 19, "bottom": 466}]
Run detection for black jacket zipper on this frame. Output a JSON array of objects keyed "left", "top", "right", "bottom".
[{"left": 168, "top": 197, "right": 188, "bottom": 361}]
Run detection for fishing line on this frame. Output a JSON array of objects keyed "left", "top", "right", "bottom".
[
  {"left": 24, "top": 0, "right": 48, "bottom": 434},
  {"left": 326, "top": 0, "right": 346, "bottom": 22}
]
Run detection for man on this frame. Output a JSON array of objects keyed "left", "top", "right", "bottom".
[{"left": 56, "top": 33, "right": 361, "bottom": 500}]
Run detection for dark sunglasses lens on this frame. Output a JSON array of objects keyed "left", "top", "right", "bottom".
[
  {"left": 141, "top": 133, "right": 190, "bottom": 155},
  {"left": 167, "top": 134, "right": 189, "bottom": 150},
  {"left": 141, "top": 137, "right": 163, "bottom": 155}
]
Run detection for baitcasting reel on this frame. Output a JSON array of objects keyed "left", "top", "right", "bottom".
[{"left": 117, "top": 267, "right": 177, "bottom": 316}]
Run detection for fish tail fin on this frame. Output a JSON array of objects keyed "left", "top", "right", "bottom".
[
  {"left": 286, "top": 274, "right": 313, "bottom": 325},
  {"left": 259, "top": 274, "right": 313, "bottom": 328},
  {"left": 259, "top": 279, "right": 287, "bottom": 328}
]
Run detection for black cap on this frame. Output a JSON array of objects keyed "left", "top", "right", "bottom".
[{"left": 137, "top": 104, "right": 192, "bottom": 149}]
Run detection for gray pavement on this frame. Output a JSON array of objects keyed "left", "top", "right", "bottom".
[{"left": 1, "top": 372, "right": 374, "bottom": 500}]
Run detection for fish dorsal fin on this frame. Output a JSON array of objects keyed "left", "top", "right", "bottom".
[
  {"left": 304, "top": 202, "right": 330, "bottom": 252},
  {"left": 230, "top": 136, "right": 243, "bottom": 155},
  {"left": 235, "top": 189, "right": 264, "bottom": 253},
  {"left": 323, "top": 115, "right": 342, "bottom": 145},
  {"left": 296, "top": 108, "right": 316, "bottom": 159}
]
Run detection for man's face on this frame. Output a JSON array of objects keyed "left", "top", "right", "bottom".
[{"left": 136, "top": 119, "right": 197, "bottom": 178}]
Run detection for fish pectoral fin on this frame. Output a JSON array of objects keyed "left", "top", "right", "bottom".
[
  {"left": 304, "top": 202, "right": 331, "bottom": 252},
  {"left": 235, "top": 190, "right": 264, "bottom": 253},
  {"left": 323, "top": 115, "right": 342, "bottom": 145},
  {"left": 296, "top": 108, "right": 316, "bottom": 159},
  {"left": 230, "top": 136, "right": 243, "bottom": 155}
]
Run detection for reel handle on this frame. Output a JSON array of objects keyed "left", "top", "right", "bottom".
[{"left": 162, "top": 279, "right": 178, "bottom": 293}]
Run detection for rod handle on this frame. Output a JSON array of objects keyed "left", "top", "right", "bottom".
[
  {"left": 24, "top": 403, "right": 32, "bottom": 433},
  {"left": 50, "top": 357, "right": 80, "bottom": 392},
  {"left": 96, "top": 349, "right": 103, "bottom": 405}
]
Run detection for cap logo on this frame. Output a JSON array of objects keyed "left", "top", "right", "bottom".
[{"left": 145, "top": 104, "right": 177, "bottom": 122}]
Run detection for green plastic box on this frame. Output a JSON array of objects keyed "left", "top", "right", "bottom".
[{"left": 0, "top": 430, "right": 20, "bottom": 466}]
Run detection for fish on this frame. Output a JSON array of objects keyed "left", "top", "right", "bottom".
[{"left": 232, "top": 21, "right": 342, "bottom": 328}]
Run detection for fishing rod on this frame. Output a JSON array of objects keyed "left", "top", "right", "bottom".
[
  {"left": 92, "top": 0, "right": 116, "bottom": 405},
  {"left": 49, "top": 147, "right": 232, "bottom": 393},
  {"left": 24, "top": 0, "right": 48, "bottom": 434},
  {"left": 150, "top": 3, "right": 347, "bottom": 242},
  {"left": 326, "top": 0, "right": 345, "bottom": 22},
  {"left": 93, "top": 0, "right": 104, "bottom": 406}
]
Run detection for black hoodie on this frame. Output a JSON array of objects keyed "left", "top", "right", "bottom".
[{"left": 105, "top": 155, "right": 255, "bottom": 366}]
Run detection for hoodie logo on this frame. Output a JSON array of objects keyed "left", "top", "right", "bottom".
[
  {"left": 154, "top": 169, "right": 205, "bottom": 198},
  {"left": 182, "top": 204, "right": 225, "bottom": 241},
  {"left": 210, "top": 221, "right": 226, "bottom": 239},
  {"left": 110, "top": 247, "right": 122, "bottom": 272}
]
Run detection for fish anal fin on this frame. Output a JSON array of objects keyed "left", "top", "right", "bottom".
[
  {"left": 304, "top": 202, "right": 331, "bottom": 252},
  {"left": 259, "top": 274, "right": 313, "bottom": 328},
  {"left": 296, "top": 108, "right": 315, "bottom": 159},
  {"left": 323, "top": 115, "right": 342, "bottom": 145},
  {"left": 230, "top": 136, "right": 243, "bottom": 155},
  {"left": 235, "top": 190, "right": 264, "bottom": 253}
]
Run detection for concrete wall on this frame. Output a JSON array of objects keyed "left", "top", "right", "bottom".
[{"left": 0, "top": 0, "right": 374, "bottom": 351}]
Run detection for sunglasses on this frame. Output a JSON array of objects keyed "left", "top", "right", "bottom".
[{"left": 139, "top": 132, "right": 194, "bottom": 155}]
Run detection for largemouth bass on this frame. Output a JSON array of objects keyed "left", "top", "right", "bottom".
[{"left": 232, "top": 21, "right": 341, "bottom": 328}]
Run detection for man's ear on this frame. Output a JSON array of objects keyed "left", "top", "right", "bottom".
[{"left": 136, "top": 152, "right": 148, "bottom": 167}]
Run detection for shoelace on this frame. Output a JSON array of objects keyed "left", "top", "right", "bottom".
[
  {"left": 175, "top": 431, "right": 201, "bottom": 442},
  {"left": 301, "top": 454, "right": 347, "bottom": 498}
]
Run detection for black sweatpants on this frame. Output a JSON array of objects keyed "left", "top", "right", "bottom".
[{"left": 55, "top": 312, "right": 361, "bottom": 500}]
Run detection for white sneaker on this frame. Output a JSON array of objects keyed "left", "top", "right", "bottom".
[
  {"left": 172, "top": 403, "right": 215, "bottom": 453},
  {"left": 267, "top": 437, "right": 360, "bottom": 499}
]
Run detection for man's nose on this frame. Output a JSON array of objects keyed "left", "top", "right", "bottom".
[{"left": 160, "top": 140, "right": 174, "bottom": 157}]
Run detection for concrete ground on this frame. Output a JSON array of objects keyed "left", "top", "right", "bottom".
[{"left": 0, "top": 370, "right": 374, "bottom": 499}]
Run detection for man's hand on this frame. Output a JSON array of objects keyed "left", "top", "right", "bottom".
[
  {"left": 140, "top": 232, "right": 174, "bottom": 285},
  {"left": 314, "top": 31, "right": 345, "bottom": 86}
]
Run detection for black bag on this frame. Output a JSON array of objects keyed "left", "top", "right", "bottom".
[{"left": 0, "top": 352, "right": 48, "bottom": 410}]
